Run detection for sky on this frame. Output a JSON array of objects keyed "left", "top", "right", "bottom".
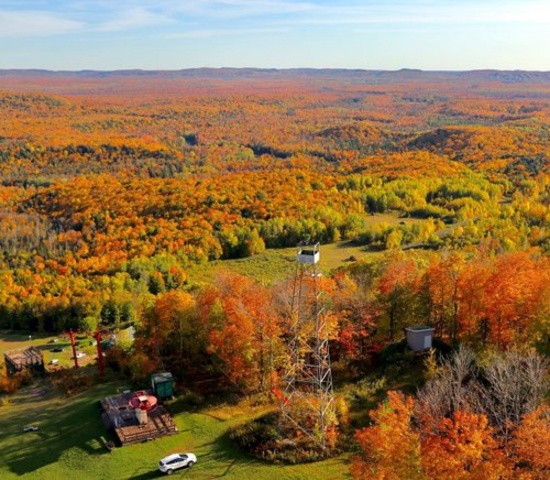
[{"left": 0, "top": 0, "right": 549, "bottom": 71}]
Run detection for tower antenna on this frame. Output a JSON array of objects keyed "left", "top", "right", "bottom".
[{"left": 279, "top": 242, "right": 335, "bottom": 448}]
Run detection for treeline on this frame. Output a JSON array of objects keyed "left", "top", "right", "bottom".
[
  {"left": 0, "top": 169, "right": 548, "bottom": 333},
  {"left": 0, "top": 81, "right": 549, "bottom": 336},
  {"left": 353, "top": 349, "right": 549, "bottom": 479},
  {"left": 1, "top": 81, "right": 550, "bottom": 182},
  {"left": 93, "top": 245, "right": 549, "bottom": 397}
]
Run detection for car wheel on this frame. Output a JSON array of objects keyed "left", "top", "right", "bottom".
[
  {"left": 166, "top": 469, "right": 173, "bottom": 475},
  {"left": 187, "top": 461, "right": 195, "bottom": 468}
]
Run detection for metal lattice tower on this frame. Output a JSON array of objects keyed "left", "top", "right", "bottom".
[{"left": 279, "top": 243, "right": 335, "bottom": 448}]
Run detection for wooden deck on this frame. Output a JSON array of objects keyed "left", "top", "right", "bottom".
[{"left": 100, "top": 391, "right": 177, "bottom": 446}]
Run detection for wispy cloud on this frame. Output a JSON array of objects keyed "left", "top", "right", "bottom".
[
  {"left": 0, "top": 10, "right": 83, "bottom": 37},
  {"left": 96, "top": 7, "right": 173, "bottom": 32},
  {"left": 167, "top": 27, "right": 286, "bottom": 39},
  {"left": 1, "top": 1, "right": 548, "bottom": 39},
  {"left": 244, "top": 1, "right": 550, "bottom": 28},
  {"left": 113, "top": 0, "right": 550, "bottom": 24},
  {"left": 180, "top": 0, "right": 316, "bottom": 17}
]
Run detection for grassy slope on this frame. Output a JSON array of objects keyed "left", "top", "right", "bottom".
[
  {"left": 187, "top": 212, "right": 415, "bottom": 286},
  {"left": 0, "top": 380, "right": 352, "bottom": 480}
]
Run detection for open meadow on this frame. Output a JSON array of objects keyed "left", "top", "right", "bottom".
[
  {"left": 0, "top": 378, "right": 352, "bottom": 480},
  {"left": 187, "top": 213, "right": 425, "bottom": 285}
]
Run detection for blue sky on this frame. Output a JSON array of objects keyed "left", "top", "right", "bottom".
[{"left": 0, "top": 0, "right": 549, "bottom": 71}]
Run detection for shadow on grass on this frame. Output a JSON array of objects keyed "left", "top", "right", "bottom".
[
  {"left": 127, "top": 469, "right": 166, "bottom": 479},
  {"left": 334, "top": 240, "right": 359, "bottom": 249},
  {"left": 35, "top": 342, "right": 71, "bottom": 352},
  {"left": 176, "top": 427, "right": 256, "bottom": 478},
  {"left": 0, "top": 382, "right": 118, "bottom": 476},
  {"left": 0, "top": 331, "right": 52, "bottom": 343}
]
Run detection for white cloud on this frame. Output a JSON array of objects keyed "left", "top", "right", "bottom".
[
  {"left": 194, "top": 0, "right": 315, "bottom": 16},
  {"left": 0, "top": 11, "right": 83, "bottom": 37},
  {"left": 151, "top": 0, "right": 550, "bottom": 24},
  {"left": 47, "top": 0, "right": 316, "bottom": 18},
  {"left": 254, "top": 1, "right": 550, "bottom": 28},
  {"left": 96, "top": 7, "right": 173, "bottom": 32},
  {"left": 2, "top": 1, "right": 548, "bottom": 39}
]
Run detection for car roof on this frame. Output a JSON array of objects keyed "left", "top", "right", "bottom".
[{"left": 161, "top": 453, "right": 185, "bottom": 463}]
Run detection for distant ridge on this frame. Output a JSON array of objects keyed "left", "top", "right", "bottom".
[{"left": 1, "top": 68, "right": 550, "bottom": 83}]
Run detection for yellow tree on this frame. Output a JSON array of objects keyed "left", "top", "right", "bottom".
[
  {"left": 352, "top": 391, "right": 424, "bottom": 480},
  {"left": 421, "top": 411, "right": 506, "bottom": 480},
  {"left": 510, "top": 405, "right": 550, "bottom": 478}
]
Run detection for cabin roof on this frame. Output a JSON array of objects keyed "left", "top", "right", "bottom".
[{"left": 4, "top": 346, "right": 44, "bottom": 366}]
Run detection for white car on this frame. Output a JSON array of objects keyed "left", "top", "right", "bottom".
[
  {"left": 23, "top": 425, "right": 39, "bottom": 432},
  {"left": 158, "top": 453, "right": 197, "bottom": 475}
]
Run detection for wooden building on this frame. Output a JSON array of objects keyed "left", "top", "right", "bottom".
[
  {"left": 100, "top": 390, "right": 177, "bottom": 446},
  {"left": 4, "top": 346, "right": 44, "bottom": 376}
]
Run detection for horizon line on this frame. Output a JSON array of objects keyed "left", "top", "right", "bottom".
[{"left": 1, "top": 67, "right": 550, "bottom": 74}]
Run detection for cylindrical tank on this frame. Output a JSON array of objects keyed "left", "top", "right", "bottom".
[{"left": 135, "top": 408, "right": 148, "bottom": 425}]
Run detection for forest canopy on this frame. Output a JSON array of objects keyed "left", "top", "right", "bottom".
[{"left": 0, "top": 70, "right": 548, "bottom": 336}]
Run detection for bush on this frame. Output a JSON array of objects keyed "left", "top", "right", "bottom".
[
  {"left": 376, "top": 340, "right": 420, "bottom": 379},
  {"left": 50, "top": 368, "right": 96, "bottom": 396},
  {"left": 342, "top": 377, "right": 387, "bottom": 411},
  {"left": 230, "top": 412, "right": 341, "bottom": 464},
  {"left": 0, "top": 366, "right": 32, "bottom": 394}
]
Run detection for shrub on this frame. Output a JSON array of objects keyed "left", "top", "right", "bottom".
[
  {"left": 342, "top": 377, "right": 387, "bottom": 411},
  {"left": 230, "top": 412, "right": 341, "bottom": 464},
  {"left": 50, "top": 368, "right": 96, "bottom": 396}
]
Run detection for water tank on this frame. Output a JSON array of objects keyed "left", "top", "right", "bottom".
[{"left": 135, "top": 408, "right": 148, "bottom": 425}]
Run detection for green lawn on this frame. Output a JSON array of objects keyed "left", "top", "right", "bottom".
[
  {"left": 0, "top": 331, "right": 99, "bottom": 370},
  {"left": 187, "top": 212, "right": 424, "bottom": 285},
  {"left": 0, "top": 380, "right": 352, "bottom": 479},
  {"left": 187, "top": 240, "right": 380, "bottom": 286}
]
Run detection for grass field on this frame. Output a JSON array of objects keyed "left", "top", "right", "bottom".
[
  {"left": 187, "top": 213, "right": 424, "bottom": 285},
  {"left": 187, "top": 242, "right": 380, "bottom": 286},
  {"left": 1, "top": 335, "right": 353, "bottom": 479},
  {"left": 0, "top": 378, "right": 352, "bottom": 479},
  {"left": 1, "top": 333, "right": 420, "bottom": 480},
  {"left": 0, "top": 331, "right": 102, "bottom": 371}
]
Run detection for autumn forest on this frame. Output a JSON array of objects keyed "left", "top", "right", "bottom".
[{"left": 0, "top": 69, "right": 549, "bottom": 478}]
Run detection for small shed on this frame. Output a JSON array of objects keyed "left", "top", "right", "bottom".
[
  {"left": 4, "top": 346, "right": 45, "bottom": 376},
  {"left": 405, "top": 326, "right": 434, "bottom": 352},
  {"left": 151, "top": 372, "right": 174, "bottom": 400}
]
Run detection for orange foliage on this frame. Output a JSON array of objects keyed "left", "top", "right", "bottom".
[
  {"left": 511, "top": 405, "right": 550, "bottom": 477},
  {"left": 353, "top": 390, "right": 550, "bottom": 480},
  {"left": 197, "top": 273, "right": 278, "bottom": 391},
  {"left": 421, "top": 411, "right": 505, "bottom": 480},
  {"left": 353, "top": 391, "right": 423, "bottom": 480}
]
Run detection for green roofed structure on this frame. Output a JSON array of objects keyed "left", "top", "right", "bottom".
[{"left": 151, "top": 372, "right": 174, "bottom": 400}]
